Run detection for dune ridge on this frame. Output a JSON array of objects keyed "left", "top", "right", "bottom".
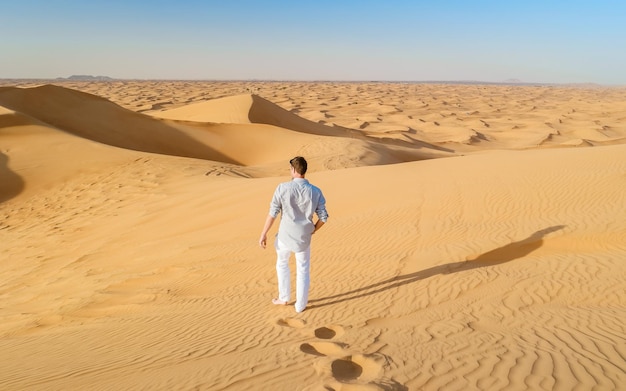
[
  {"left": 0, "top": 85, "right": 237, "bottom": 163},
  {"left": 1, "top": 81, "right": 625, "bottom": 390},
  {"left": 0, "top": 85, "right": 456, "bottom": 178},
  {"left": 9, "top": 80, "right": 623, "bottom": 151}
]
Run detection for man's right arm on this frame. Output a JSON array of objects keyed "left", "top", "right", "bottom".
[
  {"left": 261, "top": 185, "right": 282, "bottom": 249},
  {"left": 259, "top": 215, "right": 276, "bottom": 249}
]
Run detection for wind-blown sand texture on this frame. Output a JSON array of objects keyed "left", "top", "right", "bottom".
[{"left": 1, "top": 80, "right": 625, "bottom": 390}]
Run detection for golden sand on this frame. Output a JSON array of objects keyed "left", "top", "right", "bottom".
[{"left": 1, "top": 80, "right": 625, "bottom": 390}]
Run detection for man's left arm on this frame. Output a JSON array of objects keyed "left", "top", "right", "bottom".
[
  {"left": 313, "top": 219, "right": 325, "bottom": 234},
  {"left": 313, "top": 191, "right": 328, "bottom": 234}
]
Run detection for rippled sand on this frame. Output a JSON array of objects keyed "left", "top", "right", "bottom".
[{"left": 1, "top": 80, "right": 625, "bottom": 390}]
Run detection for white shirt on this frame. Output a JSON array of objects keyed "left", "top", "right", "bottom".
[{"left": 269, "top": 178, "right": 328, "bottom": 252}]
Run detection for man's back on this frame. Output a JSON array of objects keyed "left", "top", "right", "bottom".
[{"left": 270, "top": 178, "right": 327, "bottom": 252}]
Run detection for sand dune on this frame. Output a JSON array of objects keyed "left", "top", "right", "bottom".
[
  {"left": 0, "top": 85, "right": 237, "bottom": 163},
  {"left": 0, "top": 85, "right": 452, "bottom": 179},
  {"left": 154, "top": 93, "right": 455, "bottom": 164},
  {"left": 1, "top": 81, "right": 625, "bottom": 390}
]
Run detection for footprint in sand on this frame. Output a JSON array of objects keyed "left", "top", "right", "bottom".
[
  {"left": 298, "top": 324, "right": 397, "bottom": 389},
  {"left": 276, "top": 317, "right": 306, "bottom": 329},
  {"left": 326, "top": 356, "right": 407, "bottom": 391},
  {"left": 314, "top": 325, "right": 345, "bottom": 339},
  {"left": 331, "top": 354, "right": 385, "bottom": 383},
  {"left": 331, "top": 357, "right": 363, "bottom": 381},
  {"left": 300, "top": 341, "right": 349, "bottom": 357},
  {"left": 299, "top": 326, "right": 348, "bottom": 356}
]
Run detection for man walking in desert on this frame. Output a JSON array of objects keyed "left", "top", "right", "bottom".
[{"left": 259, "top": 156, "right": 328, "bottom": 313}]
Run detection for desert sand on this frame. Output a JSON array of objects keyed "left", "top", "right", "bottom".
[{"left": 1, "top": 80, "right": 625, "bottom": 390}]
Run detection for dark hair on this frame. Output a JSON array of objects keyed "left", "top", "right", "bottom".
[{"left": 289, "top": 156, "right": 307, "bottom": 175}]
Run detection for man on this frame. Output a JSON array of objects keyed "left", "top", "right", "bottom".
[{"left": 259, "top": 156, "right": 328, "bottom": 313}]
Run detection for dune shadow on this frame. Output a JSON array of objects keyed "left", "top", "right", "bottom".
[
  {"left": 249, "top": 94, "right": 455, "bottom": 154},
  {"left": 308, "top": 225, "right": 566, "bottom": 309},
  {"left": 0, "top": 85, "right": 238, "bottom": 165},
  {"left": 0, "top": 152, "right": 25, "bottom": 204}
]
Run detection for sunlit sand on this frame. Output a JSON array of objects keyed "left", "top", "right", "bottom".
[{"left": 1, "top": 80, "right": 625, "bottom": 390}]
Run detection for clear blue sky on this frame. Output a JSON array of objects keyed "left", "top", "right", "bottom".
[{"left": 1, "top": 0, "right": 625, "bottom": 84}]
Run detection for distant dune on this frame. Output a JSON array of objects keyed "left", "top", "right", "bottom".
[{"left": 1, "top": 81, "right": 625, "bottom": 390}]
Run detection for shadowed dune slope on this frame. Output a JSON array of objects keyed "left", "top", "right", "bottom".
[
  {"left": 154, "top": 93, "right": 455, "bottom": 153},
  {"left": 154, "top": 93, "right": 354, "bottom": 136},
  {"left": 0, "top": 86, "right": 453, "bottom": 177},
  {"left": 0, "top": 104, "right": 149, "bottom": 201},
  {"left": 0, "top": 85, "right": 236, "bottom": 163},
  {"left": 0, "top": 150, "right": 23, "bottom": 203},
  {"left": 174, "top": 120, "right": 453, "bottom": 174}
]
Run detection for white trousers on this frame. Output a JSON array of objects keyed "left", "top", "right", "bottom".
[{"left": 275, "top": 238, "right": 311, "bottom": 313}]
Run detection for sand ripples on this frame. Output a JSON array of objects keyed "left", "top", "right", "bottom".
[{"left": 1, "top": 81, "right": 625, "bottom": 390}]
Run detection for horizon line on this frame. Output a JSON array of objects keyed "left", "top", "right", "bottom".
[{"left": 0, "top": 77, "right": 622, "bottom": 87}]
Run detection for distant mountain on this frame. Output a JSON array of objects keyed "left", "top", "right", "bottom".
[{"left": 57, "top": 75, "right": 115, "bottom": 81}]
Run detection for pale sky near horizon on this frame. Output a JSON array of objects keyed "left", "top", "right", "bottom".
[{"left": 1, "top": 0, "right": 625, "bottom": 84}]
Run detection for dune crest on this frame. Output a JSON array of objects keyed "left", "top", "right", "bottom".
[
  {"left": 156, "top": 92, "right": 458, "bottom": 156},
  {"left": 152, "top": 93, "right": 256, "bottom": 124},
  {"left": 154, "top": 93, "right": 356, "bottom": 137},
  {"left": 0, "top": 85, "right": 454, "bottom": 183},
  {"left": 0, "top": 85, "right": 237, "bottom": 163}
]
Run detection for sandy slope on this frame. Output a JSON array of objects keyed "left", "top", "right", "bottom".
[{"left": 1, "top": 82, "right": 625, "bottom": 390}]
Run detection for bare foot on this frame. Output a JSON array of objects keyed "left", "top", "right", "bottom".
[{"left": 272, "top": 298, "right": 288, "bottom": 305}]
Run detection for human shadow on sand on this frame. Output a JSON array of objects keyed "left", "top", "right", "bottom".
[{"left": 308, "top": 225, "right": 566, "bottom": 309}]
